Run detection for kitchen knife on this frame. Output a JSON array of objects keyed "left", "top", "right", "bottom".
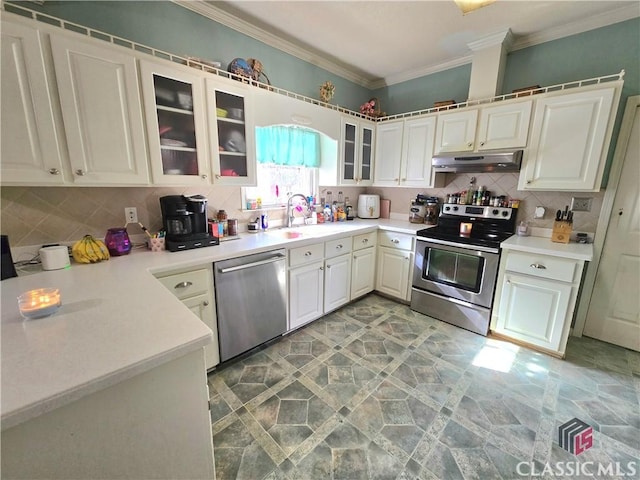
[
  {"left": 556, "top": 210, "right": 562, "bottom": 221},
  {"left": 567, "top": 211, "right": 573, "bottom": 223},
  {"left": 563, "top": 205, "right": 569, "bottom": 220}
]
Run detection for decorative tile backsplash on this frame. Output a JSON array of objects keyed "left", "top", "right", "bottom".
[{"left": 1, "top": 173, "right": 603, "bottom": 247}]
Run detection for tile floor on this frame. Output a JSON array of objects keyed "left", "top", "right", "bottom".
[{"left": 207, "top": 294, "right": 640, "bottom": 480}]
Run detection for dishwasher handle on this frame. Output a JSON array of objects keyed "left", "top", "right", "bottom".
[{"left": 218, "top": 253, "right": 285, "bottom": 274}]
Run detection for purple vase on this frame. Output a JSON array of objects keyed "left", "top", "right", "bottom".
[{"left": 105, "top": 228, "right": 131, "bottom": 256}]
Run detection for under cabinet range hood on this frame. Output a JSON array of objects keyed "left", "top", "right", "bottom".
[{"left": 432, "top": 150, "right": 523, "bottom": 173}]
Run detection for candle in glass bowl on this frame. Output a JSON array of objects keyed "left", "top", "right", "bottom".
[{"left": 17, "top": 288, "right": 61, "bottom": 319}]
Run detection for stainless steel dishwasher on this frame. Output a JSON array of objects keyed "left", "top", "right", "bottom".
[{"left": 214, "top": 249, "right": 287, "bottom": 362}]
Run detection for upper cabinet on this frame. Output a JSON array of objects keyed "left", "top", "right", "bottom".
[
  {"left": 139, "top": 59, "right": 209, "bottom": 185},
  {"left": 340, "top": 116, "right": 375, "bottom": 186},
  {"left": 518, "top": 85, "right": 620, "bottom": 191},
  {"left": 1, "top": 20, "right": 66, "bottom": 185},
  {"left": 206, "top": 77, "right": 256, "bottom": 186},
  {"left": 50, "top": 34, "right": 149, "bottom": 185},
  {"left": 435, "top": 100, "right": 532, "bottom": 153},
  {"left": 435, "top": 109, "right": 478, "bottom": 153},
  {"left": 374, "top": 115, "right": 442, "bottom": 188}
]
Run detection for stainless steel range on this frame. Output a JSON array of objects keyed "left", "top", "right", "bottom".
[{"left": 410, "top": 204, "right": 517, "bottom": 335}]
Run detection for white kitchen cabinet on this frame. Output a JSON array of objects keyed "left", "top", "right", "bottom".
[
  {"left": 1, "top": 20, "right": 67, "bottom": 185},
  {"left": 351, "top": 231, "right": 377, "bottom": 299},
  {"left": 435, "top": 109, "right": 478, "bottom": 153},
  {"left": 340, "top": 116, "right": 375, "bottom": 186},
  {"left": 206, "top": 76, "right": 256, "bottom": 186},
  {"left": 373, "top": 120, "right": 404, "bottom": 186},
  {"left": 400, "top": 115, "right": 439, "bottom": 187},
  {"left": 140, "top": 59, "right": 210, "bottom": 185},
  {"left": 492, "top": 249, "right": 585, "bottom": 356},
  {"left": 50, "top": 34, "right": 149, "bottom": 185},
  {"left": 374, "top": 116, "right": 442, "bottom": 188},
  {"left": 324, "top": 254, "right": 352, "bottom": 312},
  {"left": 376, "top": 231, "right": 414, "bottom": 301},
  {"left": 518, "top": 85, "right": 620, "bottom": 191},
  {"left": 289, "top": 260, "right": 325, "bottom": 330},
  {"left": 477, "top": 100, "right": 532, "bottom": 150},
  {"left": 435, "top": 100, "right": 532, "bottom": 154},
  {"left": 155, "top": 265, "right": 220, "bottom": 370}
]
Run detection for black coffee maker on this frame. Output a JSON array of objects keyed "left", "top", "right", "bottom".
[{"left": 159, "top": 195, "right": 218, "bottom": 252}]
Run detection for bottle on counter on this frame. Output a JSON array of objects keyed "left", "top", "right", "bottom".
[{"left": 324, "top": 204, "right": 332, "bottom": 222}]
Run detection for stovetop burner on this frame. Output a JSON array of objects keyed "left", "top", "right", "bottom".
[{"left": 417, "top": 204, "right": 517, "bottom": 249}]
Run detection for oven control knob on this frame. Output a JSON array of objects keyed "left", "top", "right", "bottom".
[
  {"left": 444, "top": 206, "right": 450, "bottom": 212},
  {"left": 502, "top": 210, "right": 509, "bottom": 217},
  {"left": 492, "top": 209, "right": 499, "bottom": 216},
  {"left": 452, "top": 206, "right": 459, "bottom": 211}
]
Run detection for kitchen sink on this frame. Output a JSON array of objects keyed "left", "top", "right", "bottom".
[{"left": 265, "top": 224, "right": 348, "bottom": 239}]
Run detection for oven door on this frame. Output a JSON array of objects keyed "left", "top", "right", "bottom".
[{"left": 412, "top": 238, "right": 499, "bottom": 308}]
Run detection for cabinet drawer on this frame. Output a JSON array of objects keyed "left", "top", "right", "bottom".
[
  {"left": 157, "top": 268, "right": 210, "bottom": 300},
  {"left": 378, "top": 230, "right": 414, "bottom": 251},
  {"left": 289, "top": 242, "right": 324, "bottom": 267},
  {"left": 325, "top": 237, "right": 352, "bottom": 259},
  {"left": 353, "top": 231, "right": 377, "bottom": 251},
  {"left": 505, "top": 251, "right": 579, "bottom": 283}
]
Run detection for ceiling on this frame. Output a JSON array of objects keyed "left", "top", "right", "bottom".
[{"left": 177, "top": 1, "right": 639, "bottom": 89}]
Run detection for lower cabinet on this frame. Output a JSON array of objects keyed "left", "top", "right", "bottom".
[
  {"left": 351, "top": 231, "right": 377, "bottom": 299},
  {"left": 289, "top": 260, "right": 325, "bottom": 330},
  {"left": 155, "top": 265, "right": 220, "bottom": 369},
  {"left": 375, "top": 231, "right": 414, "bottom": 301},
  {"left": 496, "top": 273, "right": 573, "bottom": 351},
  {"left": 324, "top": 253, "right": 352, "bottom": 312},
  {"left": 492, "top": 249, "right": 585, "bottom": 356}
]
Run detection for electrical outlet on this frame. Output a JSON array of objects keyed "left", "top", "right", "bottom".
[
  {"left": 125, "top": 207, "right": 138, "bottom": 224},
  {"left": 570, "top": 197, "right": 592, "bottom": 212}
]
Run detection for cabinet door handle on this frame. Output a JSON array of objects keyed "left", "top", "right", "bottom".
[
  {"left": 201, "top": 174, "right": 207, "bottom": 179},
  {"left": 336, "top": 244, "right": 343, "bottom": 249},
  {"left": 304, "top": 251, "right": 313, "bottom": 257},
  {"left": 215, "top": 174, "right": 221, "bottom": 179},
  {"left": 49, "top": 168, "right": 60, "bottom": 175},
  {"left": 319, "top": 266, "right": 324, "bottom": 271},
  {"left": 530, "top": 263, "right": 546, "bottom": 269},
  {"left": 480, "top": 141, "right": 485, "bottom": 146},
  {"left": 527, "top": 180, "right": 532, "bottom": 184},
  {"left": 75, "top": 169, "right": 86, "bottom": 176},
  {"left": 362, "top": 238, "right": 369, "bottom": 244},
  {"left": 174, "top": 281, "right": 193, "bottom": 289},
  {"left": 202, "top": 300, "right": 209, "bottom": 307},
  {"left": 391, "top": 239, "right": 400, "bottom": 244},
  {"left": 404, "top": 256, "right": 409, "bottom": 260},
  {"left": 467, "top": 142, "right": 473, "bottom": 147}
]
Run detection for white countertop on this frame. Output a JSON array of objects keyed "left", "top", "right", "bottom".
[
  {"left": 501, "top": 234, "right": 594, "bottom": 262},
  {"left": 1, "top": 219, "right": 423, "bottom": 430}
]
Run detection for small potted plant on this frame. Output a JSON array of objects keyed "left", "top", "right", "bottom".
[
  {"left": 359, "top": 98, "right": 385, "bottom": 118},
  {"left": 319, "top": 81, "right": 335, "bottom": 103}
]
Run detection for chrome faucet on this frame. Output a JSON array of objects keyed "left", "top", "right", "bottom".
[{"left": 287, "top": 193, "right": 308, "bottom": 228}]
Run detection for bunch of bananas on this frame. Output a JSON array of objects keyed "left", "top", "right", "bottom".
[{"left": 71, "top": 235, "right": 110, "bottom": 264}]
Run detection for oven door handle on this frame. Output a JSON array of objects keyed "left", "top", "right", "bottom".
[
  {"left": 435, "top": 294, "right": 477, "bottom": 309},
  {"left": 415, "top": 236, "right": 500, "bottom": 254}
]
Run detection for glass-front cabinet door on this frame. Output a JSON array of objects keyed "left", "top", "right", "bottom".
[
  {"left": 359, "top": 120, "right": 374, "bottom": 185},
  {"left": 340, "top": 117, "right": 374, "bottom": 186},
  {"left": 206, "top": 78, "right": 256, "bottom": 186},
  {"left": 140, "top": 60, "right": 209, "bottom": 185}
]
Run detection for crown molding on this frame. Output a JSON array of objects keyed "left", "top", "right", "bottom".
[
  {"left": 172, "top": 0, "right": 376, "bottom": 89},
  {"left": 370, "top": 55, "right": 474, "bottom": 90},
  {"left": 174, "top": 1, "right": 639, "bottom": 91},
  {"left": 468, "top": 28, "right": 513, "bottom": 52},
  {"left": 511, "top": 4, "right": 639, "bottom": 52}
]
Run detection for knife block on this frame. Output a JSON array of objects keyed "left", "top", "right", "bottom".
[{"left": 551, "top": 220, "right": 572, "bottom": 243}]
